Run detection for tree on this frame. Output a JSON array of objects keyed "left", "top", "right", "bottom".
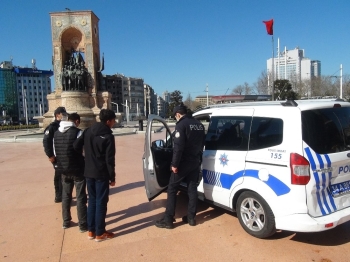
[
  {"left": 183, "top": 93, "right": 201, "bottom": 112},
  {"left": 168, "top": 90, "right": 183, "bottom": 117},
  {"left": 274, "top": 79, "right": 298, "bottom": 100},
  {"left": 232, "top": 85, "right": 244, "bottom": 95},
  {"left": 253, "top": 71, "right": 269, "bottom": 95}
]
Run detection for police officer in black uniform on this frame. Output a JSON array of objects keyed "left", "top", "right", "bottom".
[
  {"left": 156, "top": 103, "right": 205, "bottom": 229},
  {"left": 43, "top": 106, "right": 66, "bottom": 203}
]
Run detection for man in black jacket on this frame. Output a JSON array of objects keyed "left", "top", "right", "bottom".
[
  {"left": 54, "top": 113, "right": 87, "bottom": 231},
  {"left": 74, "top": 109, "right": 116, "bottom": 242},
  {"left": 43, "top": 106, "right": 66, "bottom": 203},
  {"left": 156, "top": 103, "right": 205, "bottom": 229}
]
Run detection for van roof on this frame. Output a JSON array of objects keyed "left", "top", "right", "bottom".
[{"left": 193, "top": 99, "right": 350, "bottom": 116}]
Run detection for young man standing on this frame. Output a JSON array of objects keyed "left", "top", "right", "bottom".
[
  {"left": 54, "top": 113, "right": 87, "bottom": 232},
  {"left": 74, "top": 109, "right": 116, "bottom": 242},
  {"left": 43, "top": 106, "right": 67, "bottom": 203}
]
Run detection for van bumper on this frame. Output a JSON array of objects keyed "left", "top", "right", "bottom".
[{"left": 275, "top": 206, "right": 350, "bottom": 232}]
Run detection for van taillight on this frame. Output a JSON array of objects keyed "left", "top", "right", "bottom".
[{"left": 290, "top": 153, "right": 310, "bottom": 185}]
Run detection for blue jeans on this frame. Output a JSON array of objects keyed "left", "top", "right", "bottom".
[
  {"left": 86, "top": 177, "right": 110, "bottom": 236},
  {"left": 62, "top": 175, "right": 87, "bottom": 229}
]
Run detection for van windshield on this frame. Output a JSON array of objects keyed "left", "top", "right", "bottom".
[{"left": 302, "top": 107, "right": 350, "bottom": 154}]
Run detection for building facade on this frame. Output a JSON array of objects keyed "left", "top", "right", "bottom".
[
  {"left": 101, "top": 73, "right": 123, "bottom": 113},
  {"left": 195, "top": 95, "right": 214, "bottom": 106},
  {"left": 0, "top": 60, "right": 53, "bottom": 122},
  {"left": 0, "top": 61, "right": 17, "bottom": 118},
  {"left": 267, "top": 47, "right": 321, "bottom": 84}
]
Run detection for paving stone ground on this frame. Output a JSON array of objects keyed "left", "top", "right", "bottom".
[{"left": 1, "top": 130, "right": 350, "bottom": 262}]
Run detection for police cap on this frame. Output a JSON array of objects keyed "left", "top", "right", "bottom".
[{"left": 172, "top": 103, "right": 187, "bottom": 117}]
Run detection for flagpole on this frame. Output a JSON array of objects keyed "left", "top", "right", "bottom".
[{"left": 272, "top": 35, "right": 274, "bottom": 101}]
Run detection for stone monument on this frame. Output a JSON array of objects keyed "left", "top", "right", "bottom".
[{"left": 43, "top": 10, "right": 112, "bottom": 129}]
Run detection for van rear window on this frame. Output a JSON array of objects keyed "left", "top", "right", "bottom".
[{"left": 302, "top": 107, "right": 350, "bottom": 154}]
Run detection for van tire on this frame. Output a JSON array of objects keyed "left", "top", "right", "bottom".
[{"left": 236, "top": 191, "right": 276, "bottom": 238}]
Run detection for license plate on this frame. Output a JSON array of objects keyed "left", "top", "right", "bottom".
[{"left": 328, "top": 180, "right": 350, "bottom": 198}]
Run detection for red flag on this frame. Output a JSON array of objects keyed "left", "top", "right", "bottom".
[{"left": 263, "top": 19, "right": 274, "bottom": 35}]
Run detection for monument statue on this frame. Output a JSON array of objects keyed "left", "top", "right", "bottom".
[{"left": 61, "top": 49, "right": 89, "bottom": 91}]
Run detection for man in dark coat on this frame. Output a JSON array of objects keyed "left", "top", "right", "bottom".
[
  {"left": 43, "top": 106, "right": 66, "bottom": 203},
  {"left": 74, "top": 109, "right": 116, "bottom": 242},
  {"left": 54, "top": 113, "right": 87, "bottom": 231},
  {"left": 156, "top": 103, "right": 205, "bottom": 229}
]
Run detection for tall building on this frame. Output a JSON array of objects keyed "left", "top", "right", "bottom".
[
  {"left": 101, "top": 73, "right": 123, "bottom": 113},
  {"left": 311, "top": 60, "right": 321, "bottom": 78},
  {"left": 0, "top": 60, "right": 53, "bottom": 122},
  {"left": 156, "top": 95, "right": 167, "bottom": 118},
  {"left": 162, "top": 90, "right": 170, "bottom": 103},
  {"left": 267, "top": 47, "right": 321, "bottom": 84},
  {"left": 144, "top": 84, "right": 157, "bottom": 117},
  {"left": 0, "top": 61, "right": 17, "bottom": 117},
  {"left": 122, "top": 76, "right": 144, "bottom": 120}
]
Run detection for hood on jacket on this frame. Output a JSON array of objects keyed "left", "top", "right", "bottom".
[
  {"left": 91, "top": 122, "right": 112, "bottom": 136},
  {"left": 59, "top": 121, "right": 75, "bottom": 133}
]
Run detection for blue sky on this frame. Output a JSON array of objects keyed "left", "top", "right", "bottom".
[{"left": 1, "top": 1, "right": 349, "bottom": 97}]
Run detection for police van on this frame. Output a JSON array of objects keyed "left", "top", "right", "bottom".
[{"left": 142, "top": 99, "right": 350, "bottom": 238}]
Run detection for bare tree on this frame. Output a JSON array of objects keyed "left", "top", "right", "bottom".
[
  {"left": 232, "top": 85, "right": 244, "bottom": 95},
  {"left": 243, "top": 82, "right": 253, "bottom": 95},
  {"left": 253, "top": 71, "right": 269, "bottom": 94}
]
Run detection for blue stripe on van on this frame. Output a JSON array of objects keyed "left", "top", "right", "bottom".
[
  {"left": 324, "top": 154, "right": 337, "bottom": 211},
  {"left": 304, "top": 147, "right": 326, "bottom": 215},
  {"left": 202, "top": 169, "right": 290, "bottom": 196},
  {"left": 316, "top": 154, "right": 332, "bottom": 214}
]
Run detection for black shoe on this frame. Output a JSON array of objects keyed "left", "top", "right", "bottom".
[
  {"left": 155, "top": 218, "right": 174, "bottom": 229},
  {"left": 62, "top": 223, "right": 70, "bottom": 229},
  {"left": 54, "top": 198, "right": 62, "bottom": 203},
  {"left": 182, "top": 216, "right": 196, "bottom": 226}
]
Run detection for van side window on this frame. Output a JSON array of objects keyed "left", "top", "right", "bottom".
[
  {"left": 205, "top": 116, "right": 251, "bottom": 151},
  {"left": 249, "top": 117, "right": 283, "bottom": 150}
]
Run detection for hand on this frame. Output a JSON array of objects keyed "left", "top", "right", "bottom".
[
  {"left": 110, "top": 181, "right": 116, "bottom": 187},
  {"left": 171, "top": 166, "right": 178, "bottom": 173},
  {"left": 48, "top": 156, "right": 56, "bottom": 163}
]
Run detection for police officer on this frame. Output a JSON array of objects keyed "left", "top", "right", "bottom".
[
  {"left": 43, "top": 106, "right": 66, "bottom": 203},
  {"left": 155, "top": 103, "right": 205, "bottom": 229}
]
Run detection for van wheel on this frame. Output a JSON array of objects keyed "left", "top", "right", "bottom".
[{"left": 236, "top": 191, "right": 276, "bottom": 238}]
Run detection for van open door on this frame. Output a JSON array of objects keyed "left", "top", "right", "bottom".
[{"left": 142, "top": 114, "right": 174, "bottom": 201}]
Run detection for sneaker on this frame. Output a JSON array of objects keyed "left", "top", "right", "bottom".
[
  {"left": 182, "top": 216, "right": 196, "bottom": 226},
  {"left": 88, "top": 231, "right": 95, "bottom": 240},
  {"left": 54, "top": 198, "right": 62, "bottom": 203},
  {"left": 79, "top": 228, "right": 87, "bottom": 233},
  {"left": 95, "top": 232, "right": 114, "bottom": 242},
  {"left": 155, "top": 218, "right": 174, "bottom": 229},
  {"left": 62, "top": 223, "right": 70, "bottom": 229}
]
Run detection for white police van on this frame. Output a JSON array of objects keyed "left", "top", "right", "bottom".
[{"left": 142, "top": 99, "right": 350, "bottom": 238}]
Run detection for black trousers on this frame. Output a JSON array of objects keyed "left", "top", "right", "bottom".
[
  {"left": 54, "top": 168, "right": 63, "bottom": 200},
  {"left": 164, "top": 161, "right": 200, "bottom": 222},
  {"left": 62, "top": 175, "right": 87, "bottom": 229}
]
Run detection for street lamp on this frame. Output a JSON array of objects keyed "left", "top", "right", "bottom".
[
  {"left": 110, "top": 102, "right": 119, "bottom": 113},
  {"left": 121, "top": 100, "right": 129, "bottom": 125}
]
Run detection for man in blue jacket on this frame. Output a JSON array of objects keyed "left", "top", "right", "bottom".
[{"left": 74, "top": 109, "right": 116, "bottom": 242}]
